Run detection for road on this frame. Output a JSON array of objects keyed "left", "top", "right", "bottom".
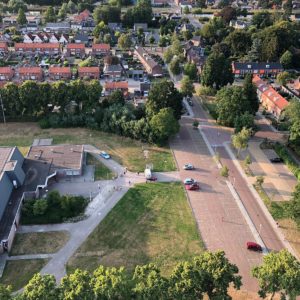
[{"left": 170, "top": 98, "right": 285, "bottom": 293}]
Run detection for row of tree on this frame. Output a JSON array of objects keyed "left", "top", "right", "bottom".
[{"left": 1, "top": 250, "right": 299, "bottom": 299}]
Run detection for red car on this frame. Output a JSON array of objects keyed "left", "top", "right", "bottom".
[
  {"left": 185, "top": 183, "right": 200, "bottom": 190},
  {"left": 246, "top": 242, "right": 262, "bottom": 252}
]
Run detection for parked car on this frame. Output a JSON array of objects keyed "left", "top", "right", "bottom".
[
  {"left": 246, "top": 242, "right": 262, "bottom": 252},
  {"left": 188, "top": 99, "right": 193, "bottom": 106},
  {"left": 185, "top": 182, "right": 200, "bottom": 190},
  {"left": 147, "top": 176, "right": 157, "bottom": 181},
  {"left": 270, "top": 157, "right": 283, "bottom": 163},
  {"left": 184, "top": 178, "right": 195, "bottom": 185},
  {"left": 183, "top": 164, "right": 194, "bottom": 170},
  {"left": 100, "top": 151, "right": 110, "bottom": 159}
]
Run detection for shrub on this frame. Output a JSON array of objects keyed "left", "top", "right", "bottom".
[
  {"left": 256, "top": 176, "right": 264, "bottom": 187},
  {"left": 220, "top": 165, "right": 229, "bottom": 177},
  {"left": 196, "top": 86, "right": 216, "bottom": 96}
]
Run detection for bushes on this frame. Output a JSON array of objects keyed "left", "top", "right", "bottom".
[
  {"left": 196, "top": 86, "right": 216, "bottom": 96},
  {"left": 21, "top": 191, "right": 88, "bottom": 225}
]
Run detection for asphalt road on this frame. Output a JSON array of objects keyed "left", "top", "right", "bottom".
[{"left": 170, "top": 98, "right": 285, "bottom": 293}]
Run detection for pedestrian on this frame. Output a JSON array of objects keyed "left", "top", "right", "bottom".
[
  {"left": 137, "top": 171, "right": 140, "bottom": 175},
  {"left": 124, "top": 171, "right": 126, "bottom": 175},
  {"left": 98, "top": 183, "right": 100, "bottom": 190},
  {"left": 129, "top": 180, "right": 131, "bottom": 185}
]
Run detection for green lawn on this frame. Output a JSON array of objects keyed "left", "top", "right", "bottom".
[
  {"left": 0, "top": 259, "right": 48, "bottom": 291},
  {"left": 10, "top": 231, "right": 69, "bottom": 256},
  {"left": 0, "top": 123, "right": 176, "bottom": 172},
  {"left": 86, "top": 154, "right": 115, "bottom": 180},
  {"left": 67, "top": 183, "right": 203, "bottom": 275}
]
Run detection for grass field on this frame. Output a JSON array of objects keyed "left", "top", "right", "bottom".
[
  {"left": 0, "top": 259, "right": 49, "bottom": 291},
  {"left": 0, "top": 123, "right": 176, "bottom": 172},
  {"left": 86, "top": 154, "right": 115, "bottom": 180},
  {"left": 67, "top": 183, "right": 203, "bottom": 275},
  {"left": 10, "top": 231, "right": 70, "bottom": 256}
]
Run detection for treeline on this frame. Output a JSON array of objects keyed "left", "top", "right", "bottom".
[
  {"left": 1, "top": 250, "right": 300, "bottom": 299},
  {"left": 0, "top": 79, "right": 181, "bottom": 145}
]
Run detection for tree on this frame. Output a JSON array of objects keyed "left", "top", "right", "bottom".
[
  {"left": 201, "top": 17, "right": 228, "bottom": 44},
  {"left": 201, "top": 51, "right": 233, "bottom": 89},
  {"left": 163, "top": 47, "right": 173, "bottom": 63},
  {"left": 150, "top": 108, "right": 180, "bottom": 144},
  {"left": 290, "top": 183, "right": 300, "bottom": 224},
  {"left": 183, "top": 6, "right": 190, "bottom": 14},
  {"left": 184, "top": 62, "right": 198, "bottom": 81},
  {"left": 17, "top": 8, "right": 26, "bottom": 25},
  {"left": 276, "top": 71, "right": 290, "bottom": 86},
  {"left": 252, "top": 250, "right": 300, "bottom": 300},
  {"left": 220, "top": 165, "right": 229, "bottom": 177},
  {"left": 33, "top": 199, "right": 48, "bottom": 216},
  {"left": 7, "top": 0, "right": 27, "bottom": 13},
  {"left": 122, "top": 0, "right": 152, "bottom": 27},
  {"left": 225, "top": 30, "right": 251, "bottom": 57},
  {"left": 246, "top": 38, "right": 262, "bottom": 61},
  {"left": 118, "top": 33, "right": 132, "bottom": 50},
  {"left": 92, "top": 266, "right": 130, "bottom": 299},
  {"left": 169, "top": 251, "right": 242, "bottom": 299},
  {"left": 231, "top": 127, "right": 251, "bottom": 157},
  {"left": 146, "top": 79, "right": 183, "bottom": 119},
  {"left": 216, "top": 86, "right": 253, "bottom": 127},
  {"left": 0, "top": 284, "right": 12, "bottom": 300},
  {"left": 58, "top": 3, "right": 68, "bottom": 19},
  {"left": 234, "top": 112, "right": 255, "bottom": 133},
  {"left": 180, "top": 76, "right": 195, "bottom": 97},
  {"left": 18, "top": 81, "right": 41, "bottom": 116},
  {"left": 252, "top": 11, "right": 273, "bottom": 29},
  {"left": 149, "top": 35, "right": 155, "bottom": 44},
  {"left": 219, "top": 6, "right": 237, "bottom": 23},
  {"left": 44, "top": 6, "right": 56, "bottom": 23},
  {"left": 132, "top": 264, "right": 169, "bottom": 299},
  {"left": 93, "top": 5, "right": 121, "bottom": 24},
  {"left": 22, "top": 274, "right": 59, "bottom": 300},
  {"left": 60, "top": 269, "right": 93, "bottom": 300},
  {"left": 108, "top": 90, "right": 125, "bottom": 105},
  {"left": 243, "top": 74, "right": 259, "bottom": 114},
  {"left": 67, "top": 0, "right": 77, "bottom": 14},
  {"left": 280, "top": 50, "right": 293, "bottom": 69},
  {"left": 169, "top": 57, "right": 181, "bottom": 76}
]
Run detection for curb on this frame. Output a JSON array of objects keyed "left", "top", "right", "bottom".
[{"left": 224, "top": 142, "right": 299, "bottom": 260}]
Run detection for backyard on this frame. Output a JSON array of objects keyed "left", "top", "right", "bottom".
[
  {"left": 67, "top": 182, "right": 203, "bottom": 275},
  {"left": 0, "top": 122, "right": 176, "bottom": 172}
]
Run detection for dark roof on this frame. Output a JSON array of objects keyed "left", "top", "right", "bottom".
[
  {"left": 74, "top": 33, "right": 89, "bottom": 42},
  {"left": 233, "top": 62, "right": 283, "bottom": 70}
]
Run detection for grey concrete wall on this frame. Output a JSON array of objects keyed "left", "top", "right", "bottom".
[{"left": 0, "top": 173, "right": 13, "bottom": 220}]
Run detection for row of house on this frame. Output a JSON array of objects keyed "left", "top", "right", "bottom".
[
  {"left": 253, "top": 75, "right": 289, "bottom": 119},
  {"left": 1, "top": 42, "right": 110, "bottom": 57},
  {"left": 232, "top": 62, "right": 284, "bottom": 77},
  {"left": 23, "top": 33, "right": 69, "bottom": 44},
  {"left": 0, "top": 66, "right": 100, "bottom": 81}
]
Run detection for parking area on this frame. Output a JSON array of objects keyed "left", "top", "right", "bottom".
[{"left": 248, "top": 141, "right": 297, "bottom": 202}]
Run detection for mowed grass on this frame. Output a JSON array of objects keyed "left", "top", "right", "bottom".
[
  {"left": 0, "top": 259, "right": 48, "bottom": 291},
  {"left": 86, "top": 154, "right": 115, "bottom": 180},
  {"left": 67, "top": 183, "right": 203, "bottom": 275},
  {"left": 0, "top": 123, "right": 176, "bottom": 172},
  {"left": 10, "top": 231, "right": 70, "bottom": 256}
]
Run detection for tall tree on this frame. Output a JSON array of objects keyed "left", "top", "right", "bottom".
[
  {"left": 169, "top": 57, "right": 181, "bottom": 76},
  {"left": 21, "top": 274, "right": 59, "bottom": 300},
  {"left": 118, "top": 33, "right": 132, "bottom": 50},
  {"left": 44, "top": 6, "right": 56, "bottom": 23},
  {"left": 252, "top": 250, "right": 300, "bottom": 300},
  {"left": 184, "top": 62, "right": 198, "bottom": 81},
  {"left": 225, "top": 30, "right": 251, "bottom": 57},
  {"left": 243, "top": 74, "right": 259, "bottom": 114},
  {"left": 146, "top": 79, "right": 183, "bottom": 119},
  {"left": 18, "top": 81, "right": 41, "bottom": 116},
  {"left": 280, "top": 50, "right": 293, "bottom": 69},
  {"left": 231, "top": 127, "right": 251, "bottom": 157},
  {"left": 201, "top": 51, "right": 233, "bottom": 89},
  {"left": 180, "top": 76, "right": 195, "bottom": 97},
  {"left": 0, "top": 284, "right": 11, "bottom": 300},
  {"left": 93, "top": 5, "right": 121, "bottom": 24},
  {"left": 17, "top": 8, "right": 26, "bottom": 25}
]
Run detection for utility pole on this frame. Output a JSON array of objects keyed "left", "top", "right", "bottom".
[{"left": 0, "top": 93, "right": 6, "bottom": 124}]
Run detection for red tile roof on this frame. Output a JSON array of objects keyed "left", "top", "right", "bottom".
[
  {"left": 67, "top": 43, "right": 85, "bottom": 49},
  {"left": 104, "top": 81, "right": 128, "bottom": 89},
  {"left": 0, "top": 42, "right": 8, "bottom": 49},
  {"left": 78, "top": 67, "right": 100, "bottom": 73},
  {"left": 92, "top": 43, "right": 110, "bottom": 51},
  {"left": 18, "top": 67, "right": 43, "bottom": 74},
  {"left": 15, "top": 43, "right": 60, "bottom": 49},
  {"left": 0, "top": 67, "right": 14, "bottom": 74}
]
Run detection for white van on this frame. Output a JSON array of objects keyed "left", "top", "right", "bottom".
[{"left": 144, "top": 168, "right": 152, "bottom": 179}]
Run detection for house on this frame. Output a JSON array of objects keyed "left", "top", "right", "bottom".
[
  {"left": 33, "top": 33, "right": 45, "bottom": 43},
  {"left": 23, "top": 33, "right": 35, "bottom": 43},
  {"left": 74, "top": 33, "right": 89, "bottom": 45},
  {"left": 71, "top": 9, "right": 95, "bottom": 31},
  {"left": 151, "top": 0, "right": 169, "bottom": 6},
  {"left": 15, "top": 43, "right": 60, "bottom": 55},
  {"left": 134, "top": 46, "right": 163, "bottom": 77},
  {"left": 108, "top": 23, "right": 123, "bottom": 31},
  {"left": 232, "top": 62, "right": 283, "bottom": 78},
  {"left": 103, "top": 64, "right": 123, "bottom": 78},
  {"left": 26, "top": 13, "right": 41, "bottom": 25},
  {"left": 0, "top": 67, "right": 14, "bottom": 81},
  {"left": 78, "top": 67, "right": 100, "bottom": 79},
  {"left": 190, "top": 36, "right": 202, "bottom": 47},
  {"left": 229, "top": 20, "right": 249, "bottom": 29},
  {"left": 2, "top": 15, "right": 18, "bottom": 26},
  {"left": 253, "top": 75, "right": 289, "bottom": 119},
  {"left": 44, "top": 22, "right": 71, "bottom": 33},
  {"left": 66, "top": 43, "right": 85, "bottom": 57},
  {"left": 134, "top": 23, "right": 148, "bottom": 32},
  {"left": 0, "top": 42, "right": 9, "bottom": 54},
  {"left": 49, "top": 66, "right": 72, "bottom": 80},
  {"left": 49, "top": 33, "right": 60, "bottom": 43},
  {"left": 18, "top": 67, "right": 43, "bottom": 81},
  {"left": 92, "top": 43, "right": 111, "bottom": 56},
  {"left": 59, "top": 34, "right": 69, "bottom": 45},
  {"left": 104, "top": 81, "right": 128, "bottom": 95}
]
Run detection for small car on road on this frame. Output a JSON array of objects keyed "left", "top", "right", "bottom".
[
  {"left": 185, "top": 182, "right": 200, "bottom": 190},
  {"left": 184, "top": 178, "right": 195, "bottom": 185},
  {"left": 183, "top": 164, "right": 194, "bottom": 170},
  {"left": 100, "top": 151, "right": 111, "bottom": 159},
  {"left": 270, "top": 157, "right": 283, "bottom": 163},
  {"left": 246, "top": 241, "right": 262, "bottom": 252}
]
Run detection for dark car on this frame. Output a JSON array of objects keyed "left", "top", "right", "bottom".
[
  {"left": 246, "top": 241, "right": 262, "bottom": 252},
  {"left": 185, "top": 182, "right": 200, "bottom": 191},
  {"left": 188, "top": 99, "right": 193, "bottom": 106},
  {"left": 270, "top": 157, "right": 283, "bottom": 163}
]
